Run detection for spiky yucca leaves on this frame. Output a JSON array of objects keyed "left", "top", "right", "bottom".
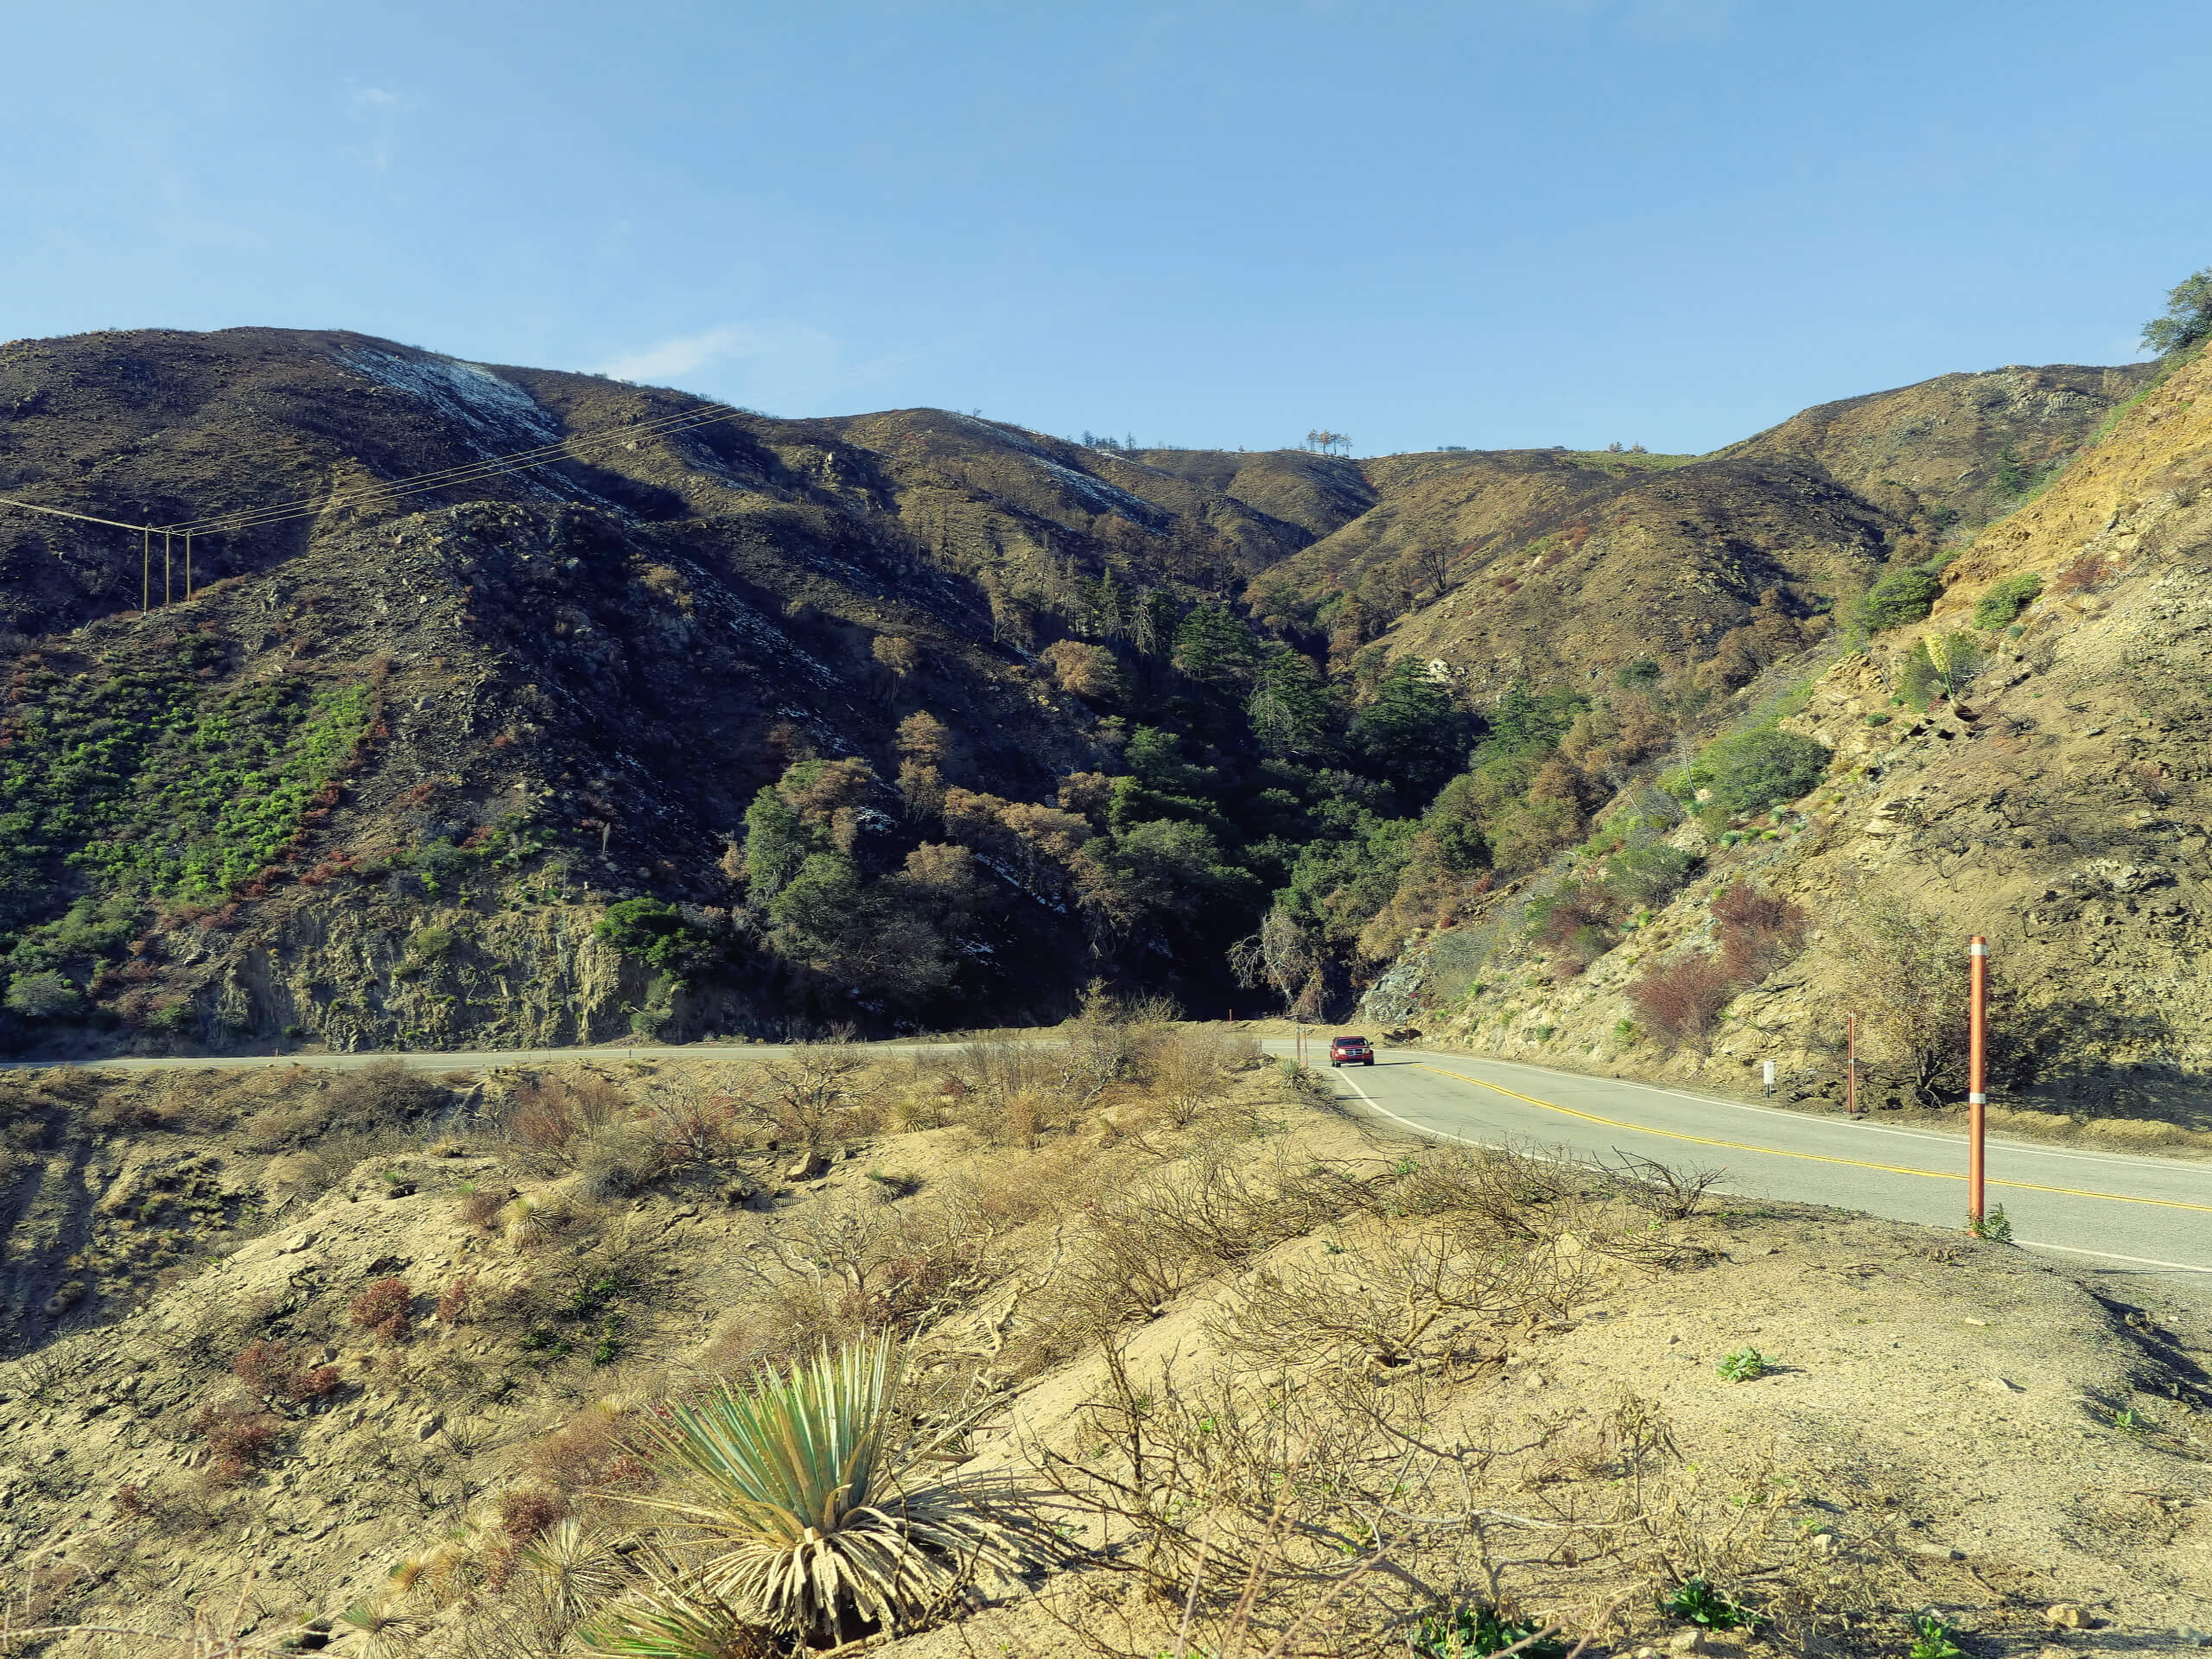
[
  {"left": 518, "top": 1519, "right": 629, "bottom": 1623},
  {"left": 581, "top": 1552, "right": 775, "bottom": 1659},
  {"left": 596, "top": 1336, "right": 1039, "bottom": 1645}
]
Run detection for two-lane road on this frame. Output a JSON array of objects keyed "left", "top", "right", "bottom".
[
  {"left": 12, "top": 1036, "right": 2208, "bottom": 1275},
  {"left": 1278, "top": 1042, "right": 2212, "bottom": 1276}
]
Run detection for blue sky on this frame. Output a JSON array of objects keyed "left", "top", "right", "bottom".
[{"left": 3, "top": 1, "right": 2207, "bottom": 454}]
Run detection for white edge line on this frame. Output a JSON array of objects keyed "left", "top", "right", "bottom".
[
  {"left": 1394, "top": 1047, "right": 2212, "bottom": 1180},
  {"left": 1332, "top": 1065, "right": 1497, "bottom": 1152},
  {"left": 2013, "top": 1240, "right": 2212, "bottom": 1274},
  {"left": 1329, "top": 1059, "right": 2212, "bottom": 1275}
]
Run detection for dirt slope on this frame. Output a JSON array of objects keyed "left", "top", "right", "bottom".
[
  {"left": 1, "top": 1047, "right": 2205, "bottom": 1656},
  {"left": 1726, "top": 361, "right": 2158, "bottom": 530}
]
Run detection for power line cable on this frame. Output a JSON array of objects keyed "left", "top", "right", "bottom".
[
  {"left": 175, "top": 402, "right": 736, "bottom": 531},
  {"left": 173, "top": 401, "right": 747, "bottom": 534},
  {"left": 0, "top": 495, "right": 161, "bottom": 534},
  {"left": 0, "top": 395, "right": 753, "bottom": 611}
]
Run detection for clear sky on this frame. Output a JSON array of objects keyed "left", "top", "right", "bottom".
[{"left": 3, "top": 1, "right": 2207, "bottom": 455}]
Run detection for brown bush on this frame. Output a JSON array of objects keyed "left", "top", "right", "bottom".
[
  {"left": 1223, "top": 1223, "right": 1596, "bottom": 1373},
  {"left": 1627, "top": 952, "right": 1737, "bottom": 1046},
  {"left": 1711, "top": 880, "right": 1808, "bottom": 982},
  {"left": 437, "top": 1273, "right": 477, "bottom": 1325},
  {"left": 524, "top": 1406, "right": 652, "bottom": 1495},
  {"left": 231, "top": 1339, "right": 341, "bottom": 1408},
  {"left": 1531, "top": 880, "right": 1622, "bottom": 972},
  {"left": 1040, "top": 639, "right": 1121, "bottom": 700},
  {"left": 348, "top": 1276, "right": 414, "bottom": 1343},
  {"left": 496, "top": 1486, "right": 568, "bottom": 1543},
  {"left": 642, "top": 1089, "right": 744, "bottom": 1171},
  {"left": 455, "top": 1186, "right": 506, "bottom": 1229},
  {"left": 505, "top": 1074, "right": 630, "bottom": 1169},
  {"left": 2050, "top": 550, "right": 2113, "bottom": 596},
  {"left": 736, "top": 1046, "right": 876, "bottom": 1149},
  {"left": 322, "top": 1060, "right": 448, "bottom": 1130},
  {"left": 193, "top": 1402, "right": 281, "bottom": 1484}
]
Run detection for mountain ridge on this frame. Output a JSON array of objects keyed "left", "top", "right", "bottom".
[{"left": 0, "top": 325, "right": 2171, "bottom": 1063}]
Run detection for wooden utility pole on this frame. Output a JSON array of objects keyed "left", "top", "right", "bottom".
[{"left": 1967, "top": 937, "right": 1988, "bottom": 1224}]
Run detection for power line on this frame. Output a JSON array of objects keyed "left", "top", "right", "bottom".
[
  {"left": 0, "top": 395, "right": 752, "bottom": 612},
  {"left": 0, "top": 494, "right": 161, "bottom": 534},
  {"left": 173, "top": 401, "right": 747, "bottom": 534}
]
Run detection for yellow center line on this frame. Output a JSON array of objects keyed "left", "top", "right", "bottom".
[{"left": 1413, "top": 1063, "right": 2212, "bottom": 1217}]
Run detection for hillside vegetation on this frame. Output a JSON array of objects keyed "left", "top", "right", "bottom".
[
  {"left": 1357, "top": 340, "right": 2212, "bottom": 1133},
  {"left": 0, "top": 327, "right": 2156, "bottom": 1059}
]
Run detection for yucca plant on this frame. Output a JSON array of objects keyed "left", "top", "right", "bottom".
[
  {"left": 518, "top": 1518, "right": 629, "bottom": 1624},
  {"left": 581, "top": 1553, "right": 773, "bottom": 1659},
  {"left": 590, "top": 1335, "right": 1039, "bottom": 1649}
]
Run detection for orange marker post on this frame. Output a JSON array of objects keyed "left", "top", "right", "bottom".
[
  {"left": 1967, "top": 936, "right": 1988, "bottom": 1225},
  {"left": 1846, "top": 1013, "right": 1858, "bottom": 1117}
]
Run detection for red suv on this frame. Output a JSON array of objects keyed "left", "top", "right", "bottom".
[{"left": 1329, "top": 1034, "right": 1375, "bottom": 1067}]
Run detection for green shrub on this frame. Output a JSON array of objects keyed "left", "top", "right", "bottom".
[
  {"left": 2142, "top": 267, "right": 2212, "bottom": 356},
  {"left": 1605, "top": 842, "right": 1695, "bottom": 906},
  {"left": 1971, "top": 573, "right": 2042, "bottom": 629},
  {"left": 1659, "top": 1577, "right": 1757, "bottom": 1630},
  {"left": 1716, "top": 1347, "right": 1770, "bottom": 1382},
  {"left": 1855, "top": 567, "right": 1942, "bottom": 632},
  {"left": 404, "top": 925, "right": 454, "bottom": 961},
  {"left": 145, "top": 999, "right": 195, "bottom": 1036},
  {"left": 1411, "top": 1605, "right": 1569, "bottom": 1659},
  {"left": 1909, "top": 1615, "right": 1966, "bottom": 1659},
  {"left": 1685, "top": 728, "right": 1829, "bottom": 817},
  {"left": 1897, "top": 632, "right": 1980, "bottom": 709},
  {"left": 4, "top": 969, "right": 84, "bottom": 1020},
  {"left": 596, "top": 898, "right": 709, "bottom": 976}
]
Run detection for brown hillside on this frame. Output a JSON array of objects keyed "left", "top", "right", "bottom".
[
  {"left": 1251, "top": 363, "right": 2153, "bottom": 699},
  {"left": 1726, "top": 360, "right": 2159, "bottom": 530},
  {"left": 1361, "top": 346, "right": 2212, "bottom": 1128},
  {"left": 0, "top": 328, "right": 1287, "bottom": 1048},
  {"left": 1123, "top": 445, "right": 1378, "bottom": 540},
  {"left": 0, "top": 326, "right": 2171, "bottom": 1062}
]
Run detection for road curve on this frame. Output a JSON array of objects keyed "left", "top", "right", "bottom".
[
  {"left": 11, "top": 1036, "right": 2208, "bottom": 1275},
  {"left": 1277, "top": 1041, "right": 2212, "bottom": 1278}
]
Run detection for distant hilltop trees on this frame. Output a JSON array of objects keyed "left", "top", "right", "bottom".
[{"left": 2143, "top": 266, "right": 2212, "bottom": 357}]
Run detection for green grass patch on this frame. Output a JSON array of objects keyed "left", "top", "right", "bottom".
[{"left": 0, "top": 649, "right": 372, "bottom": 930}]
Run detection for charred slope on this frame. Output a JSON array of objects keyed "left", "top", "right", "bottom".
[{"left": 0, "top": 328, "right": 1314, "bottom": 1051}]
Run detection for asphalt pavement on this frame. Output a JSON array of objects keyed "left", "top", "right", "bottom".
[
  {"left": 12, "top": 1034, "right": 2208, "bottom": 1278},
  {"left": 1275, "top": 1040, "right": 2212, "bottom": 1279}
]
